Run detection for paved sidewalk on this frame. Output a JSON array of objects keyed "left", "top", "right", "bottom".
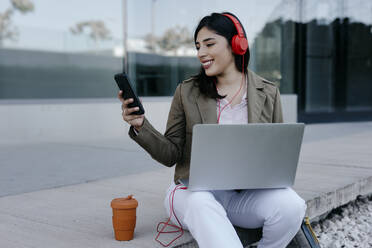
[{"left": 0, "top": 122, "right": 372, "bottom": 247}]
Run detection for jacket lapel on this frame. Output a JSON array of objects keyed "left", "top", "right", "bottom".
[
  {"left": 195, "top": 69, "right": 266, "bottom": 124},
  {"left": 247, "top": 70, "right": 266, "bottom": 123},
  {"left": 196, "top": 92, "right": 218, "bottom": 124}
]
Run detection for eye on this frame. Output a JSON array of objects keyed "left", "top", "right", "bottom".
[{"left": 206, "top": 43, "right": 215, "bottom": 47}]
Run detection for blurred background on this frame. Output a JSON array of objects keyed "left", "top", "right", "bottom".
[
  {"left": 0, "top": 0, "right": 371, "bottom": 123},
  {"left": 1, "top": 3, "right": 371, "bottom": 246}
]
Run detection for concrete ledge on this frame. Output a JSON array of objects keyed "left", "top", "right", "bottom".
[{"left": 304, "top": 177, "right": 372, "bottom": 221}]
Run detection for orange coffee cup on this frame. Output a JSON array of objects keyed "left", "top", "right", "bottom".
[{"left": 111, "top": 195, "right": 138, "bottom": 241}]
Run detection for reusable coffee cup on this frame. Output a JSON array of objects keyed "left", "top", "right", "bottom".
[{"left": 111, "top": 195, "right": 138, "bottom": 241}]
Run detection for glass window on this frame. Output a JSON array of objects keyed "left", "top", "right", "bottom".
[
  {"left": 0, "top": 0, "right": 123, "bottom": 99},
  {"left": 127, "top": 0, "right": 296, "bottom": 96},
  {"left": 298, "top": 0, "right": 372, "bottom": 113},
  {"left": 344, "top": 0, "right": 372, "bottom": 111},
  {"left": 301, "top": 0, "right": 340, "bottom": 113}
]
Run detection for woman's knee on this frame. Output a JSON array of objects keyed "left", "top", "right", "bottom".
[
  {"left": 258, "top": 189, "right": 306, "bottom": 222},
  {"left": 275, "top": 189, "right": 307, "bottom": 227}
]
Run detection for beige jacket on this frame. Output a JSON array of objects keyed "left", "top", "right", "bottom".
[{"left": 129, "top": 69, "right": 283, "bottom": 183}]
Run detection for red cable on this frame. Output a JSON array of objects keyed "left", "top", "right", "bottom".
[
  {"left": 155, "top": 55, "right": 245, "bottom": 246},
  {"left": 155, "top": 184, "right": 188, "bottom": 247},
  {"left": 217, "top": 55, "right": 245, "bottom": 123}
]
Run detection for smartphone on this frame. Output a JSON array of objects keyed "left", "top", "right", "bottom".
[{"left": 114, "top": 73, "right": 145, "bottom": 115}]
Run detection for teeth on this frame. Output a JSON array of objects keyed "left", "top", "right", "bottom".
[{"left": 202, "top": 60, "right": 213, "bottom": 66}]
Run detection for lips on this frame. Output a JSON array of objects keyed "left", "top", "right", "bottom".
[{"left": 201, "top": 59, "right": 213, "bottom": 70}]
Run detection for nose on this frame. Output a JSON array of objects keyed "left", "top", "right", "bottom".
[{"left": 197, "top": 46, "right": 207, "bottom": 60}]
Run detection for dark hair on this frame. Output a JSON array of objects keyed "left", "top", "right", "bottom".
[{"left": 192, "top": 12, "right": 250, "bottom": 99}]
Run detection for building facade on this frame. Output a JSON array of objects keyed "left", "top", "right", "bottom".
[{"left": 0, "top": 0, "right": 371, "bottom": 123}]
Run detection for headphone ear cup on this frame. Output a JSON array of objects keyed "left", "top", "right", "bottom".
[{"left": 231, "top": 35, "right": 248, "bottom": 55}]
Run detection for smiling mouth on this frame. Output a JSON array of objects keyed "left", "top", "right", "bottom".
[{"left": 202, "top": 60, "right": 213, "bottom": 69}]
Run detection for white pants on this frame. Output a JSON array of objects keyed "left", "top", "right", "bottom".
[{"left": 164, "top": 182, "right": 307, "bottom": 248}]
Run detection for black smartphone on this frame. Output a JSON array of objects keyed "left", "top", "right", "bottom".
[{"left": 114, "top": 73, "right": 145, "bottom": 115}]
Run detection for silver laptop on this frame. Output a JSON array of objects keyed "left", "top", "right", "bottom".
[{"left": 180, "top": 123, "right": 304, "bottom": 191}]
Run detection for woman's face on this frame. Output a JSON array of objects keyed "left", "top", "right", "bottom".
[{"left": 195, "top": 27, "right": 236, "bottom": 77}]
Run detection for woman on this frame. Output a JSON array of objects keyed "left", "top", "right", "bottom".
[{"left": 118, "top": 12, "right": 306, "bottom": 248}]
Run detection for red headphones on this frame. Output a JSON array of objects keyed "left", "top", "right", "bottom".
[{"left": 222, "top": 13, "right": 248, "bottom": 55}]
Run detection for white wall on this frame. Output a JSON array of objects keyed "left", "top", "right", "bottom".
[
  {"left": 281, "top": 94, "right": 297, "bottom": 123},
  {"left": 0, "top": 95, "right": 297, "bottom": 142}
]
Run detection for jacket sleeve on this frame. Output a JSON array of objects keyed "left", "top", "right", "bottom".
[
  {"left": 272, "top": 87, "right": 284, "bottom": 123},
  {"left": 128, "top": 83, "right": 186, "bottom": 167}
]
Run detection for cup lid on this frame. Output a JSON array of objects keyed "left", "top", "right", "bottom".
[{"left": 111, "top": 195, "right": 138, "bottom": 209}]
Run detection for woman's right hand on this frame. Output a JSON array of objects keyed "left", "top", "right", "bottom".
[{"left": 118, "top": 91, "right": 145, "bottom": 131}]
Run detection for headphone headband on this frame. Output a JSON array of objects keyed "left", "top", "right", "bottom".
[
  {"left": 222, "top": 13, "right": 245, "bottom": 38},
  {"left": 222, "top": 13, "right": 248, "bottom": 55}
]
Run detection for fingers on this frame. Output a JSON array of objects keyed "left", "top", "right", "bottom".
[
  {"left": 125, "top": 106, "right": 140, "bottom": 115},
  {"left": 117, "top": 91, "right": 134, "bottom": 105},
  {"left": 117, "top": 91, "right": 124, "bottom": 102},
  {"left": 118, "top": 91, "right": 144, "bottom": 125},
  {"left": 122, "top": 105, "right": 142, "bottom": 122},
  {"left": 120, "top": 96, "right": 134, "bottom": 111},
  {"left": 123, "top": 98, "right": 134, "bottom": 106}
]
